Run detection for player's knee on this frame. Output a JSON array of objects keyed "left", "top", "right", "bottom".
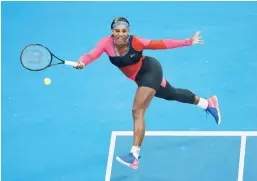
[{"left": 132, "top": 107, "right": 144, "bottom": 120}]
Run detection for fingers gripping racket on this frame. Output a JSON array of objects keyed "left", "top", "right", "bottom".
[{"left": 20, "top": 44, "right": 79, "bottom": 71}]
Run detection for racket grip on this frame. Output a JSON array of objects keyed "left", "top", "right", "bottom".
[{"left": 64, "top": 60, "right": 79, "bottom": 67}]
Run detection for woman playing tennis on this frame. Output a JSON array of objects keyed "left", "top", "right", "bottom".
[{"left": 74, "top": 17, "right": 221, "bottom": 169}]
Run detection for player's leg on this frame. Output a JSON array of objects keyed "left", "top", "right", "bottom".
[
  {"left": 116, "top": 86, "right": 156, "bottom": 169},
  {"left": 116, "top": 56, "right": 163, "bottom": 169},
  {"left": 155, "top": 81, "right": 221, "bottom": 124},
  {"left": 132, "top": 86, "right": 156, "bottom": 150}
]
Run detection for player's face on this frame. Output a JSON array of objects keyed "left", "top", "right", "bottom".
[{"left": 112, "top": 24, "right": 129, "bottom": 46}]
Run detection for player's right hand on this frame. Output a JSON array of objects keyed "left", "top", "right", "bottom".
[{"left": 74, "top": 58, "right": 85, "bottom": 69}]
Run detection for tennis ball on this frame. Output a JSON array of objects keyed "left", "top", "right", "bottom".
[{"left": 44, "top": 78, "right": 51, "bottom": 85}]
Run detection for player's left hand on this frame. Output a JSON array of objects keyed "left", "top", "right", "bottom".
[{"left": 191, "top": 31, "right": 204, "bottom": 45}]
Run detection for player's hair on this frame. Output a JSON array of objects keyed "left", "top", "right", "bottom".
[{"left": 111, "top": 17, "right": 130, "bottom": 29}]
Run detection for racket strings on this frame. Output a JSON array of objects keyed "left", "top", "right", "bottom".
[{"left": 20, "top": 44, "right": 52, "bottom": 71}]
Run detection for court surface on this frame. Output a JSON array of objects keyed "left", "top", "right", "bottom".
[{"left": 2, "top": 1, "right": 257, "bottom": 181}]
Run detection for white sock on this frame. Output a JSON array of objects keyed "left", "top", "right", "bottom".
[
  {"left": 130, "top": 146, "right": 140, "bottom": 159},
  {"left": 197, "top": 98, "right": 209, "bottom": 109}
]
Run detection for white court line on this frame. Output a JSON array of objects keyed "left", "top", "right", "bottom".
[
  {"left": 113, "top": 131, "right": 257, "bottom": 136},
  {"left": 105, "top": 131, "right": 257, "bottom": 181},
  {"left": 105, "top": 132, "right": 117, "bottom": 181},
  {"left": 238, "top": 136, "right": 247, "bottom": 181}
]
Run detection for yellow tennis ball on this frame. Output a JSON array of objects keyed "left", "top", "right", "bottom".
[{"left": 44, "top": 78, "right": 51, "bottom": 85}]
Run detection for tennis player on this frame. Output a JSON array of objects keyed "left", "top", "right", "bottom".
[{"left": 74, "top": 17, "right": 221, "bottom": 169}]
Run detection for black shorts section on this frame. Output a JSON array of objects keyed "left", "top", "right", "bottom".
[{"left": 135, "top": 56, "right": 163, "bottom": 92}]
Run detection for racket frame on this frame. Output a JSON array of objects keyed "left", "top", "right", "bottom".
[{"left": 20, "top": 44, "right": 67, "bottom": 71}]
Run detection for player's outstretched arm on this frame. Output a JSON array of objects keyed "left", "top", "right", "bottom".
[
  {"left": 136, "top": 31, "right": 204, "bottom": 50},
  {"left": 73, "top": 38, "right": 107, "bottom": 70}
]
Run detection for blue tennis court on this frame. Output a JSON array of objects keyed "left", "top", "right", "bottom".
[{"left": 2, "top": 1, "right": 257, "bottom": 181}]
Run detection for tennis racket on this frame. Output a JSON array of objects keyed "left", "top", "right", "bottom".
[{"left": 20, "top": 44, "right": 80, "bottom": 71}]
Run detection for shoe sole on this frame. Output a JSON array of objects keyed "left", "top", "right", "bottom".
[
  {"left": 213, "top": 95, "right": 221, "bottom": 124},
  {"left": 116, "top": 156, "right": 138, "bottom": 169}
]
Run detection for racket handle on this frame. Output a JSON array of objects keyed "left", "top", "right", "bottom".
[{"left": 64, "top": 60, "right": 79, "bottom": 67}]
